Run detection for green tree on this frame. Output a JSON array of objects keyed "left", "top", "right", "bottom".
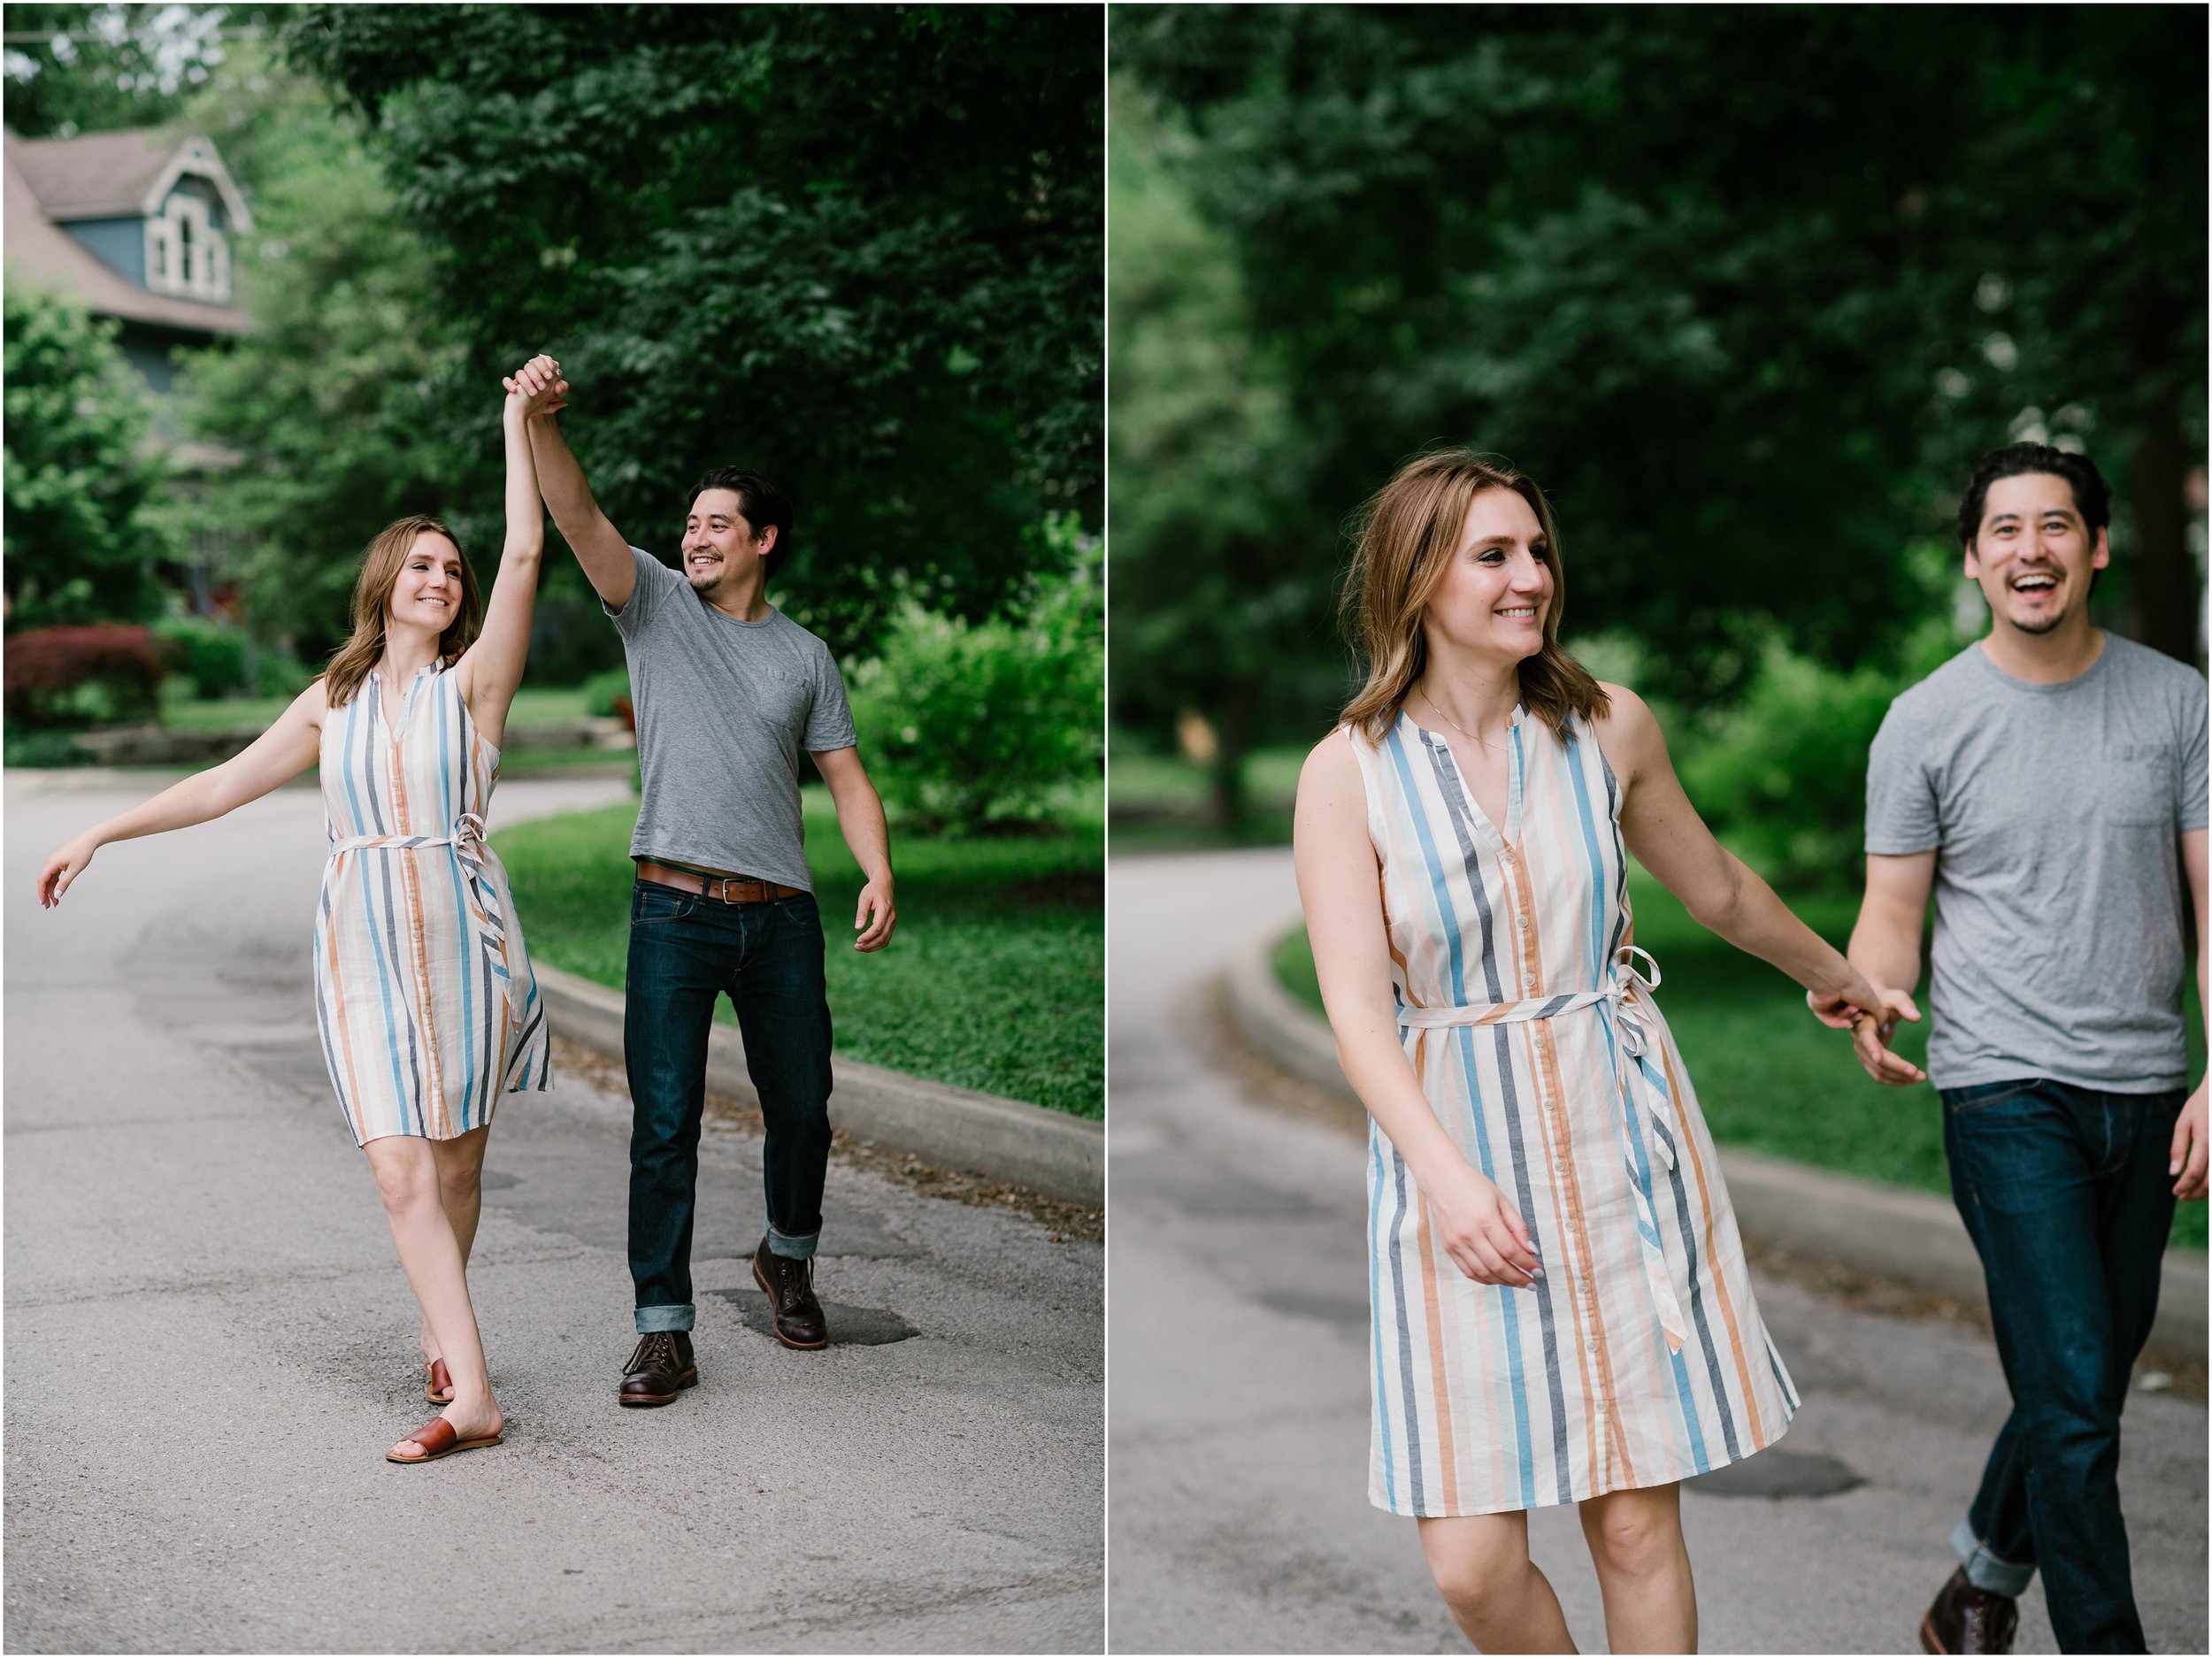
[
  {"left": 1108, "top": 75, "right": 1334, "bottom": 829},
  {"left": 169, "top": 48, "right": 472, "bottom": 658},
  {"left": 3, "top": 280, "right": 173, "bottom": 629},
  {"left": 1117, "top": 6, "right": 2207, "bottom": 707},
  {"left": 0, "top": 2, "right": 235, "bottom": 137},
  {"left": 280, "top": 3, "right": 1102, "bottom": 660}
]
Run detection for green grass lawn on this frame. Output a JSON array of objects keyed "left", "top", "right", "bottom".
[
  {"left": 493, "top": 787, "right": 1103, "bottom": 1118},
  {"left": 162, "top": 685, "right": 593, "bottom": 730},
  {"left": 1273, "top": 870, "right": 2208, "bottom": 1253}
]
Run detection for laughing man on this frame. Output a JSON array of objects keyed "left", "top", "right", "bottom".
[
  {"left": 506, "top": 354, "right": 897, "bottom": 1402},
  {"left": 1843, "top": 442, "right": 2206, "bottom": 1654}
]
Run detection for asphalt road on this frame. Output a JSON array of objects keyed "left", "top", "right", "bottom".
[
  {"left": 4, "top": 770, "right": 1102, "bottom": 1654},
  {"left": 1106, "top": 848, "right": 2207, "bottom": 1655}
]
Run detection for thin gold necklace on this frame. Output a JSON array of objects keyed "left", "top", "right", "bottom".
[{"left": 1419, "top": 687, "right": 1508, "bottom": 751}]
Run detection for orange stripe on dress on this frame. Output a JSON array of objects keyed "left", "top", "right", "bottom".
[
  {"left": 324, "top": 904, "right": 371, "bottom": 1142},
  {"left": 1657, "top": 1034, "right": 1766, "bottom": 1445},
  {"left": 1527, "top": 1013, "right": 1634, "bottom": 1490},
  {"left": 387, "top": 721, "right": 451, "bottom": 1139},
  {"left": 1523, "top": 1032, "right": 1594, "bottom": 1500},
  {"left": 1411, "top": 1187, "right": 1462, "bottom": 1513}
]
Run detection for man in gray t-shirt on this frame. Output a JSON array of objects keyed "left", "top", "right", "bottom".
[
  {"left": 508, "top": 355, "right": 897, "bottom": 1399},
  {"left": 1847, "top": 443, "right": 2207, "bottom": 1655}
]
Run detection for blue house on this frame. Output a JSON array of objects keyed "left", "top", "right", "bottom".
[{"left": 4, "top": 126, "right": 253, "bottom": 395}]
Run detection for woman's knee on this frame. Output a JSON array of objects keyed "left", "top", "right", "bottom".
[
  {"left": 435, "top": 1148, "right": 484, "bottom": 1207},
  {"left": 1583, "top": 1491, "right": 1682, "bottom": 1580},
  {"left": 1422, "top": 1518, "right": 1533, "bottom": 1616},
  {"left": 365, "top": 1141, "right": 440, "bottom": 1215}
]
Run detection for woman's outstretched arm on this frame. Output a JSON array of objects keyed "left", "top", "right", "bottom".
[
  {"left": 1294, "top": 730, "right": 1543, "bottom": 1289},
  {"left": 36, "top": 680, "right": 327, "bottom": 907},
  {"left": 1590, "top": 682, "right": 1924, "bottom": 1084},
  {"left": 454, "top": 388, "right": 547, "bottom": 750}
]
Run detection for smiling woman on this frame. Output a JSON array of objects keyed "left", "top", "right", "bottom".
[
  {"left": 1290, "top": 446, "right": 1915, "bottom": 1654},
  {"left": 33, "top": 383, "right": 557, "bottom": 1467}
]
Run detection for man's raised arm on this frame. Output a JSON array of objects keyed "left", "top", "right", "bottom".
[{"left": 506, "top": 354, "right": 636, "bottom": 610}]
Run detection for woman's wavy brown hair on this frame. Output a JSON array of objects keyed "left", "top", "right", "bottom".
[
  {"left": 321, "top": 516, "right": 482, "bottom": 709},
  {"left": 1339, "top": 449, "right": 1609, "bottom": 743}
]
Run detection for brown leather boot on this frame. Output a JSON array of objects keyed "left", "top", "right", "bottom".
[
  {"left": 618, "top": 1330, "right": 698, "bottom": 1407},
  {"left": 1920, "top": 1566, "right": 2019, "bottom": 1654},
  {"left": 752, "top": 1238, "right": 828, "bottom": 1349}
]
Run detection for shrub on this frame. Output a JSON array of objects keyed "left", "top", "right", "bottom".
[
  {"left": 582, "top": 665, "right": 633, "bottom": 720},
  {"left": 1675, "top": 641, "right": 1913, "bottom": 892},
  {"left": 251, "top": 645, "right": 317, "bottom": 699},
  {"left": 847, "top": 518, "right": 1102, "bottom": 836},
  {"left": 4, "top": 625, "right": 172, "bottom": 728},
  {"left": 3, "top": 727, "right": 90, "bottom": 767},
  {"left": 153, "top": 616, "right": 250, "bottom": 700}
]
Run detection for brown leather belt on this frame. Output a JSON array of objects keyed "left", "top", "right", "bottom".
[{"left": 635, "top": 859, "right": 804, "bottom": 904}]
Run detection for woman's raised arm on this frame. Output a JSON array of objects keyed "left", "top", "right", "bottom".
[
  {"left": 37, "top": 679, "right": 327, "bottom": 907},
  {"left": 455, "top": 388, "right": 547, "bottom": 749}
]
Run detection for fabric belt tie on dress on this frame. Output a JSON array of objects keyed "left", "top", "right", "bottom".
[
  {"left": 1396, "top": 944, "right": 1691, "bottom": 1354},
  {"left": 327, "top": 813, "right": 518, "bottom": 1021}
]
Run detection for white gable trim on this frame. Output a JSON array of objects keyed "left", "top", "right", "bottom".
[{"left": 139, "top": 136, "right": 254, "bottom": 234}]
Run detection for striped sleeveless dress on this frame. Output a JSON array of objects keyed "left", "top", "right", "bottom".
[
  {"left": 1347, "top": 704, "right": 1797, "bottom": 1516},
  {"left": 313, "top": 663, "right": 550, "bottom": 1145}
]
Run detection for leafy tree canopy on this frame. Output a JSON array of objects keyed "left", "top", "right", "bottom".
[
  {"left": 170, "top": 41, "right": 472, "bottom": 658},
  {"left": 280, "top": 3, "right": 1103, "bottom": 657},
  {"left": 1117, "top": 5, "right": 2207, "bottom": 703},
  {"left": 0, "top": 1, "right": 236, "bottom": 136}
]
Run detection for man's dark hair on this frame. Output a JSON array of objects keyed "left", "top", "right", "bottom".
[
  {"left": 1956, "top": 442, "right": 2111, "bottom": 549},
  {"left": 689, "top": 467, "right": 795, "bottom": 579}
]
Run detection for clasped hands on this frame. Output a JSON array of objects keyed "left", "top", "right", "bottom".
[
  {"left": 1806, "top": 976, "right": 1926, "bottom": 1086},
  {"left": 503, "top": 354, "right": 569, "bottom": 418}
]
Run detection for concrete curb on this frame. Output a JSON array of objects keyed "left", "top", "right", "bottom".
[
  {"left": 533, "top": 962, "right": 1102, "bottom": 1208},
  {"left": 1225, "top": 923, "right": 2208, "bottom": 1364}
]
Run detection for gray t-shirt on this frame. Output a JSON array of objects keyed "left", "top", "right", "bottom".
[
  {"left": 1865, "top": 635, "right": 2208, "bottom": 1092},
  {"left": 606, "top": 547, "right": 856, "bottom": 892}
]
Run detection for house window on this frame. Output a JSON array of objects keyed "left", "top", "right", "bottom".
[{"left": 143, "top": 190, "right": 230, "bottom": 303}]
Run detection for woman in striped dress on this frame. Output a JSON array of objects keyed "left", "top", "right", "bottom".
[
  {"left": 37, "top": 381, "right": 554, "bottom": 1466},
  {"left": 1294, "top": 450, "right": 1923, "bottom": 1653}
]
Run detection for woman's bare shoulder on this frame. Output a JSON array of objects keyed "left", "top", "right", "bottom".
[
  {"left": 1299, "top": 725, "right": 1364, "bottom": 788},
  {"left": 1585, "top": 682, "right": 1671, "bottom": 788},
  {"left": 288, "top": 675, "right": 333, "bottom": 728}
]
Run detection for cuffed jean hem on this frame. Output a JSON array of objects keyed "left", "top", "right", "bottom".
[
  {"left": 635, "top": 1302, "right": 696, "bottom": 1334},
  {"left": 1952, "top": 1515, "right": 2035, "bottom": 1598},
  {"left": 766, "top": 1220, "right": 819, "bottom": 1261}
]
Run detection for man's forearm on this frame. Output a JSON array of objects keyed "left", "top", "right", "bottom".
[
  {"left": 524, "top": 416, "right": 603, "bottom": 541},
  {"left": 1847, "top": 916, "right": 1923, "bottom": 999},
  {"left": 831, "top": 781, "right": 892, "bottom": 885}
]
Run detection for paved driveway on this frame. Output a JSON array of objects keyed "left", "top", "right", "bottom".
[{"left": 5, "top": 771, "right": 1102, "bottom": 1654}]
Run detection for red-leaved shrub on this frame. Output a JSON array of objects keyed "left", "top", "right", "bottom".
[{"left": 4, "top": 626, "right": 173, "bottom": 727}]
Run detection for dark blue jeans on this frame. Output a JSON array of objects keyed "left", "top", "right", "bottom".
[
  {"left": 625, "top": 879, "right": 833, "bottom": 1334},
  {"left": 1941, "top": 1077, "right": 2183, "bottom": 1654}
]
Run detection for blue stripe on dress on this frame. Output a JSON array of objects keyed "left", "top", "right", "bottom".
[
  {"left": 1369, "top": 1129, "right": 1401, "bottom": 1506},
  {"left": 1386, "top": 1144, "right": 1427, "bottom": 1513},
  {"left": 1561, "top": 720, "right": 1609, "bottom": 986}
]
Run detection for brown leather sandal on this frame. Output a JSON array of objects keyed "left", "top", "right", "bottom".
[
  {"left": 422, "top": 1357, "right": 454, "bottom": 1405},
  {"left": 385, "top": 1416, "right": 503, "bottom": 1464}
]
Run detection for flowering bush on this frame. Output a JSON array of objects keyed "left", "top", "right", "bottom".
[{"left": 4, "top": 625, "right": 172, "bottom": 727}]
